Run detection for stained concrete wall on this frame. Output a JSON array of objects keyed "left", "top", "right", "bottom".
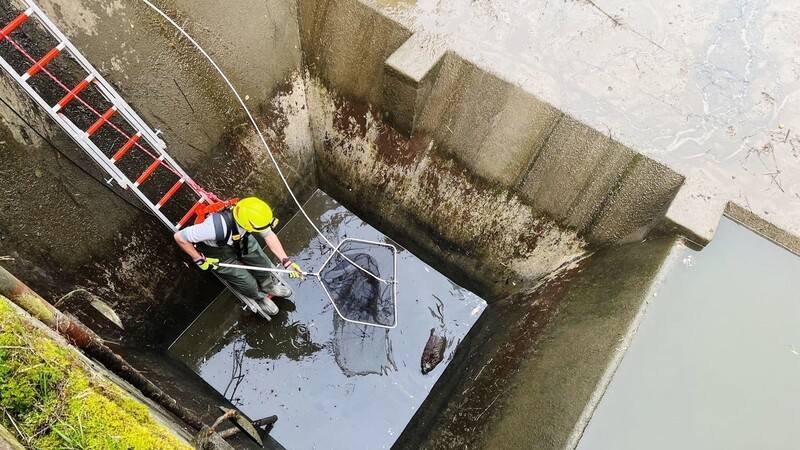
[
  {"left": 0, "top": 0, "right": 312, "bottom": 346},
  {"left": 403, "top": 53, "right": 686, "bottom": 245},
  {"left": 299, "top": 0, "right": 683, "bottom": 297}
]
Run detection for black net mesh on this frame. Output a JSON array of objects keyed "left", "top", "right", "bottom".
[{"left": 320, "top": 240, "right": 397, "bottom": 328}]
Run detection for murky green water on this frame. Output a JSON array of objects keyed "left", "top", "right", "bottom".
[
  {"left": 170, "top": 190, "right": 486, "bottom": 449},
  {"left": 577, "top": 218, "right": 800, "bottom": 450}
]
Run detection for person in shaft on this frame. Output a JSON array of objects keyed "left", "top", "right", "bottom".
[{"left": 174, "top": 197, "right": 303, "bottom": 316}]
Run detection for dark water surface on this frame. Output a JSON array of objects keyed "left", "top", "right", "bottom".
[
  {"left": 170, "top": 190, "right": 487, "bottom": 449},
  {"left": 577, "top": 218, "right": 800, "bottom": 450}
]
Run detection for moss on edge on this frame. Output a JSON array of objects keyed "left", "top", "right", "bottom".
[{"left": 0, "top": 296, "right": 192, "bottom": 449}]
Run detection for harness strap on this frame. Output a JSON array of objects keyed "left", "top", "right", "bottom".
[
  {"left": 216, "top": 209, "right": 249, "bottom": 259},
  {"left": 211, "top": 212, "right": 229, "bottom": 247}
]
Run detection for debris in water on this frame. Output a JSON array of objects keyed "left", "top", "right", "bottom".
[
  {"left": 421, "top": 328, "right": 446, "bottom": 375},
  {"left": 791, "top": 344, "right": 798, "bottom": 356}
]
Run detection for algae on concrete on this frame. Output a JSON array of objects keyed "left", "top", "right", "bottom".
[{"left": 0, "top": 296, "right": 191, "bottom": 450}]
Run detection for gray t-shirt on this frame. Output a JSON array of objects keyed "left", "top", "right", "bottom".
[{"left": 179, "top": 212, "right": 273, "bottom": 247}]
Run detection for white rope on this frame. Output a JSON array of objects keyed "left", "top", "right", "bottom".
[{"left": 141, "top": 0, "right": 392, "bottom": 284}]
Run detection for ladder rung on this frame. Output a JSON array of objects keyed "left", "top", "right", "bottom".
[
  {"left": 22, "top": 42, "right": 65, "bottom": 81},
  {"left": 53, "top": 74, "right": 94, "bottom": 112},
  {"left": 86, "top": 106, "right": 116, "bottom": 136},
  {"left": 111, "top": 132, "right": 141, "bottom": 162},
  {"left": 156, "top": 179, "right": 185, "bottom": 209},
  {"left": 0, "top": 8, "right": 32, "bottom": 39},
  {"left": 134, "top": 155, "right": 164, "bottom": 186},
  {"left": 178, "top": 200, "right": 206, "bottom": 228}
]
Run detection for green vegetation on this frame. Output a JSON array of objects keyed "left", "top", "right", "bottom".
[{"left": 0, "top": 297, "right": 192, "bottom": 449}]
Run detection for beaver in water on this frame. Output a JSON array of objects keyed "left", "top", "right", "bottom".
[{"left": 421, "top": 328, "right": 447, "bottom": 374}]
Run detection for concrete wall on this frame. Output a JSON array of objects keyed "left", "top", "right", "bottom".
[
  {"left": 299, "top": 0, "right": 683, "bottom": 297},
  {"left": 395, "top": 237, "right": 676, "bottom": 450},
  {"left": 404, "top": 53, "right": 685, "bottom": 245},
  {"left": 0, "top": 0, "right": 312, "bottom": 346},
  {"left": 298, "top": 0, "right": 411, "bottom": 108}
]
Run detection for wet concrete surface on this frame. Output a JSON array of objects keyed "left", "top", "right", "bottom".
[
  {"left": 576, "top": 218, "right": 800, "bottom": 449},
  {"left": 170, "top": 190, "right": 487, "bottom": 449},
  {"left": 411, "top": 236, "right": 675, "bottom": 450},
  {"left": 369, "top": 0, "right": 800, "bottom": 241}
]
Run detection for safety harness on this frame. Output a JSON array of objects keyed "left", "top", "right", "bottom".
[
  {"left": 212, "top": 208, "right": 249, "bottom": 260},
  {"left": 192, "top": 198, "right": 249, "bottom": 260}
]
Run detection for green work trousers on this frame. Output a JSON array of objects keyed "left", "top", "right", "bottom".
[{"left": 197, "top": 237, "right": 279, "bottom": 299}]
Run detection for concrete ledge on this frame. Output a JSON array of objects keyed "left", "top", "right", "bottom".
[
  {"left": 725, "top": 202, "right": 800, "bottom": 256},
  {"left": 0, "top": 424, "right": 24, "bottom": 450},
  {"left": 383, "top": 33, "right": 446, "bottom": 135},
  {"left": 661, "top": 177, "right": 727, "bottom": 246}
]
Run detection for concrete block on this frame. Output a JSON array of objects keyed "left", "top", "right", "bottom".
[
  {"left": 416, "top": 54, "right": 563, "bottom": 185},
  {"left": 383, "top": 33, "right": 446, "bottom": 135},
  {"left": 0, "top": 424, "right": 24, "bottom": 450},
  {"left": 725, "top": 202, "right": 800, "bottom": 256},
  {"left": 589, "top": 156, "right": 685, "bottom": 243},
  {"left": 660, "top": 177, "right": 727, "bottom": 246},
  {"left": 298, "top": 0, "right": 412, "bottom": 107}
]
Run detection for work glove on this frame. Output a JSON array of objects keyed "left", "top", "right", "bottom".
[
  {"left": 282, "top": 258, "right": 304, "bottom": 279},
  {"left": 194, "top": 254, "right": 219, "bottom": 271}
]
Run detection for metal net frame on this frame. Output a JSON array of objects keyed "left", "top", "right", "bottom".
[
  {"left": 218, "top": 238, "right": 398, "bottom": 329},
  {"left": 318, "top": 238, "right": 398, "bottom": 330}
]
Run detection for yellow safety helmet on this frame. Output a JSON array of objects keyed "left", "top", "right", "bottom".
[{"left": 233, "top": 197, "right": 277, "bottom": 233}]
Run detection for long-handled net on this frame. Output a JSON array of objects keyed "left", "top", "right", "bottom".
[{"left": 218, "top": 238, "right": 397, "bottom": 329}]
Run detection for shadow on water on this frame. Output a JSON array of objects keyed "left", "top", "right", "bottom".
[{"left": 170, "top": 190, "right": 487, "bottom": 449}]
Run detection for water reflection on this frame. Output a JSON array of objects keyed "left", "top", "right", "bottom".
[{"left": 332, "top": 317, "right": 397, "bottom": 377}]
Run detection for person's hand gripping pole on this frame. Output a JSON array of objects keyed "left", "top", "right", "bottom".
[
  {"left": 282, "top": 258, "right": 305, "bottom": 280},
  {"left": 194, "top": 254, "right": 219, "bottom": 271}
]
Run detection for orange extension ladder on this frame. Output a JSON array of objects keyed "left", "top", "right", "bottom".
[
  {"left": 0, "top": 0, "right": 279, "bottom": 319},
  {"left": 0, "top": 0, "right": 220, "bottom": 231}
]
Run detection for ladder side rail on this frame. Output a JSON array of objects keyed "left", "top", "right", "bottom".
[
  {"left": 22, "top": 2, "right": 168, "bottom": 153},
  {"left": 54, "top": 44, "right": 199, "bottom": 195},
  {"left": 91, "top": 80, "right": 168, "bottom": 152},
  {"left": 86, "top": 77, "right": 197, "bottom": 187},
  {"left": 53, "top": 112, "right": 132, "bottom": 186},
  {"left": 99, "top": 93, "right": 201, "bottom": 196},
  {"left": 157, "top": 149, "right": 195, "bottom": 183},
  {"left": 0, "top": 56, "right": 131, "bottom": 187},
  {"left": 20, "top": 2, "right": 203, "bottom": 200}
]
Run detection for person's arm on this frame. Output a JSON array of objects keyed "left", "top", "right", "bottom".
[
  {"left": 174, "top": 224, "right": 218, "bottom": 270},
  {"left": 264, "top": 232, "right": 289, "bottom": 262},
  {"left": 174, "top": 232, "right": 202, "bottom": 260},
  {"left": 264, "top": 232, "right": 304, "bottom": 279}
]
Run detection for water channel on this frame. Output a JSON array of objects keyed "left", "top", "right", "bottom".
[
  {"left": 170, "top": 190, "right": 487, "bottom": 449},
  {"left": 576, "top": 218, "right": 800, "bottom": 449}
]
